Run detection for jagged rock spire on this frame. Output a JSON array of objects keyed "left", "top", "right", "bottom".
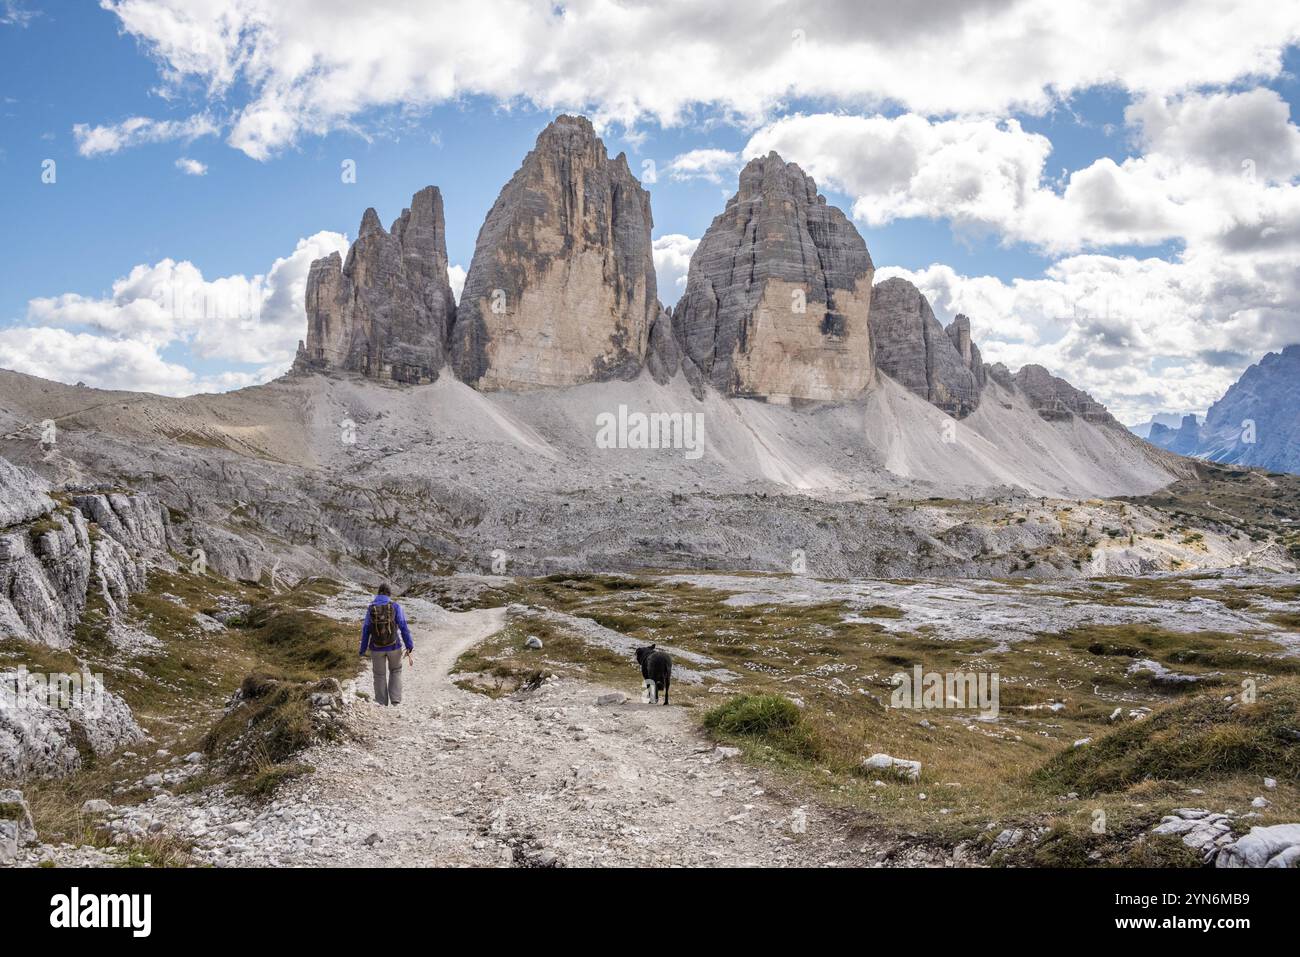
[
  {"left": 868, "top": 278, "right": 983, "bottom": 418},
  {"left": 295, "top": 186, "right": 456, "bottom": 384}
]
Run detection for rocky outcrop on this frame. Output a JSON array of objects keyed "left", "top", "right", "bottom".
[
  {"left": 0, "top": 457, "right": 51, "bottom": 528},
  {"left": 0, "top": 460, "right": 168, "bottom": 647},
  {"left": 868, "top": 278, "right": 982, "bottom": 417},
  {"left": 1129, "top": 411, "right": 1202, "bottom": 440},
  {"left": 0, "top": 505, "right": 93, "bottom": 647},
  {"left": 1013, "top": 364, "right": 1122, "bottom": 428},
  {"left": 645, "top": 308, "right": 681, "bottom": 385},
  {"left": 0, "top": 669, "right": 144, "bottom": 780},
  {"left": 295, "top": 186, "right": 457, "bottom": 384},
  {"left": 945, "top": 314, "right": 987, "bottom": 394},
  {"left": 672, "top": 153, "right": 875, "bottom": 402},
  {"left": 451, "top": 115, "right": 657, "bottom": 391}
]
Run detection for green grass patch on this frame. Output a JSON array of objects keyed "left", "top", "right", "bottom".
[{"left": 703, "top": 694, "right": 822, "bottom": 761}]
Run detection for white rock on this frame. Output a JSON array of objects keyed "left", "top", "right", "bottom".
[
  {"left": 0, "top": 789, "right": 37, "bottom": 862},
  {"left": 1216, "top": 824, "right": 1300, "bottom": 868},
  {"left": 861, "top": 753, "right": 921, "bottom": 782},
  {"left": 991, "top": 828, "right": 1025, "bottom": 852}
]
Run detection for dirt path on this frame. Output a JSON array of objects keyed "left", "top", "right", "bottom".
[{"left": 149, "top": 603, "right": 892, "bottom": 867}]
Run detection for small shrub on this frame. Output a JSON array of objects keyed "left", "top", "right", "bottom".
[{"left": 703, "top": 693, "right": 821, "bottom": 760}]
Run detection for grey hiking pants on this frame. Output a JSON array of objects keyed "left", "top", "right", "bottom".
[{"left": 371, "top": 648, "right": 404, "bottom": 705}]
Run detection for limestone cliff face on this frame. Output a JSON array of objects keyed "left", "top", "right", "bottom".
[
  {"left": 295, "top": 186, "right": 456, "bottom": 384},
  {"left": 945, "top": 314, "right": 987, "bottom": 394},
  {"left": 672, "top": 153, "right": 875, "bottom": 402},
  {"left": 868, "top": 278, "right": 984, "bottom": 418},
  {"left": 0, "top": 459, "right": 168, "bottom": 649},
  {"left": 451, "top": 115, "right": 657, "bottom": 391}
]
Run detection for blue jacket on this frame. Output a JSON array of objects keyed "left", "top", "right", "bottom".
[{"left": 360, "top": 595, "right": 413, "bottom": 654}]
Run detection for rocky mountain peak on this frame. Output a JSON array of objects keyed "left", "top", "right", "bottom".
[
  {"left": 868, "top": 278, "right": 983, "bottom": 418},
  {"left": 672, "top": 151, "right": 876, "bottom": 402},
  {"left": 294, "top": 186, "right": 456, "bottom": 384},
  {"left": 1013, "top": 364, "right": 1121, "bottom": 428},
  {"left": 1149, "top": 343, "right": 1300, "bottom": 473},
  {"left": 450, "top": 115, "right": 657, "bottom": 390},
  {"left": 358, "top": 207, "right": 384, "bottom": 237}
]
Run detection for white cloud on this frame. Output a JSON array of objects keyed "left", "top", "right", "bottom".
[
  {"left": 652, "top": 234, "right": 699, "bottom": 300},
  {"left": 744, "top": 98, "right": 1300, "bottom": 257},
  {"left": 73, "top": 113, "right": 220, "bottom": 157},
  {"left": 175, "top": 156, "right": 207, "bottom": 175},
  {"left": 879, "top": 248, "right": 1300, "bottom": 423},
  {"left": 99, "top": 0, "right": 1300, "bottom": 159},
  {"left": 1126, "top": 88, "right": 1300, "bottom": 181},
  {"left": 0, "top": 327, "right": 242, "bottom": 396},
  {"left": 666, "top": 149, "right": 739, "bottom": 184},
  {"left": 745, "top": 113, "right": 1052, "bottom": 239},
  {"left": 1, "top": 0, "right": 39, "bottom": 27},
  {"left": 448, "top": 264, "right": 466, "bottom": 303},
  {"left": 9, "top": 231, "right": 349, "bottom": 395}
]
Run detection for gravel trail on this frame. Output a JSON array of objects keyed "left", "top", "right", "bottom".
[{"left": 128, "top": 604, "right": 888, "bottom": 867}]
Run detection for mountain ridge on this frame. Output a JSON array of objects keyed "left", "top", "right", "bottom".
[
  {"left": 287, "top": 114, "right": 1137, "bottom": 445},
  {"left": 1142, "top": 344, "right": 1300, "bottom": 474}
]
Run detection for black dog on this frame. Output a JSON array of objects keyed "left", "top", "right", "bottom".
[{"left": 635, "top": 644, "right": 672, "bottom": 705}]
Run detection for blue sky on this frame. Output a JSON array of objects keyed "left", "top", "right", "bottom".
[{"left": 2, "top": 1, "right": 1299, "bottom": 422}]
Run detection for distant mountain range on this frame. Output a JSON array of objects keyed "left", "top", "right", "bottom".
[
  {"left": 1127, "top": 411, "right": 1203, "bottom": 440},
  {"left": 1139, "top": 345, "right": 1300, "bottom": 474}
]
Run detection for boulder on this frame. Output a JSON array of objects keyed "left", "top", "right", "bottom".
[
  {"left": 0, "top": 456, "right": 53, "bottom": 528},
  {"left": 1216, "top": 823, "right": 1300, "bottom": 868},
  {"left": 673, "top": 152, "right": 875, "bottom": 402},
  {"left": 0, "top": 788, "right": 36, "bottom": 847},
  {"left": 861, "top": 752, "right": 921, "bottom": 782},
  {"left": 452, "top": 115, "right": 657, "bottom": 390}
]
